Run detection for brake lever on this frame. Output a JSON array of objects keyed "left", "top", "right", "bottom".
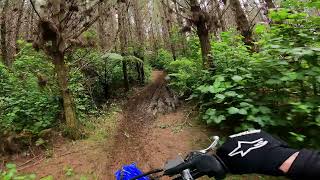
[
  {"left": 163, "top": 136, "right": 220, "bottom": 180},
  {"left": 198, "top": 136, "right": 219, "bottom": 154}
]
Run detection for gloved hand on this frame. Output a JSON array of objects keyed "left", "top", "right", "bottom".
[
  {"left": 216, "top": 130, "right": 298, "bottom": 176},
  {"left": 164, "top": 152, "right": 227, "bottom": 179}
]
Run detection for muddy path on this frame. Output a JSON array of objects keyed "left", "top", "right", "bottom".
[{"left": 9, "top": 71, "right": 213, "bottom": 179}]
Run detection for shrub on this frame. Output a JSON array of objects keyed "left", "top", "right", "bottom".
[
  {"left": 150, "top": 49, "right": 174, "bottom": 69},
  {"left": 186, "top": 35, "right": 201, "bottom": 61},
  {"left": 192, "top": 4, "right": 320, "bottom": 148},
  {"left": 0, "top": 42, "right": 60, "bottom": 135},
  {"left": 166, "top": 57, "right": 202, "bottom": 96}
]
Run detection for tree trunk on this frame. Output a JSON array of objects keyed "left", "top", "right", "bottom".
[
  {"left": 97, "top": 4, "right": 106, "bottom": 50},
  {"left": 132, "top": 0, "right": 145, "bottom": 84},
  {"left": 160, "top": 0, "right": 176, "bottom": 61},
  {"left": 14, "top": 0, "right": 25, "bottom": 53},
  {"left": 118, "top": 0, "right": 129, "bottom": 91},
  {"left": 26, "top": 5, "right": 35, "bottom": 41},
  {"left": 230, "top": 0, "right": 254, "bottom": 47},
  {"left": 190, "top": 0, "right": 214, "bottom": 70},
  {"left": 1, "top": 0, "right": 9, "bottom": 66},
  {"left": 53, "top": 52, "right": 77, "bottom": 129},
  {"left": 197, "top": 25, "right": 213, "bottom": 70},
  {"left": 150, "top": 20, "right": 159, "bottom": 57},
  {"left": 265, "top": 0, "right": 276, "bottom": 9}
]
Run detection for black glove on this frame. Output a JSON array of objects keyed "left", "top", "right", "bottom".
[
  {"left": 164, "top": 153, "right": 227, "bottom": 179},
  {"left": 216, "top": 130, "right": 298, "bottom": 176}
]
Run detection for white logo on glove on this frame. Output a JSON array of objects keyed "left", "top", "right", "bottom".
[{"left": 228, "top": 138, "right": 268, "bottom": 157}]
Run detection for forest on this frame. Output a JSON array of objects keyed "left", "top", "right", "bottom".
[{"left": 0, "top": 0, "right": 319, "bottom": 179}]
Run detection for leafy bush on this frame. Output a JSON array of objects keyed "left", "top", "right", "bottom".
[
  {"left": 186, "top": 35, "right": 202, "bottom": 61},
  {"left": 166, "top": 57, "right": 202, "bottom": 96},
  {"left": 150, "top": 49, "right": 174, "bottom": 69},
  {"left": 192, "top": 4, "right": 320, "bottom": 148},
  {"left": 100, "top": 53, "right": 152, "bottom": 86},
  {"left": 0, "top": 42, "right": 60, "bottom": 135},
  {"left": 211, "top": 30, "right": 253, "bottom": 72}
]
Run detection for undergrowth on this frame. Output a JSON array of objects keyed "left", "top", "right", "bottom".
[{"left": 162, "top": 2, "right": 320, "bottom": 148}]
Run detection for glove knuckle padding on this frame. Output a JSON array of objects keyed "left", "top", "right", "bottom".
[{"left": 217, "top": 130, "right": 298, "bottom": 176}]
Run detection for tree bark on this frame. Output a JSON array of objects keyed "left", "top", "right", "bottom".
[
  {"left": 230, "top": 0, "right": 254, "bottom": 47},
  {"left": 14, "top": 0, "right": 25, "bottom": 53},
  {"left": 160, "top": 0, "right": 177, "bottom": 61},
  {"left": 197, "top": 24, "right": 213, "bottom": 70},
  {"left": 132, "top": 0, "right": 145, "bottom": 84},
  {"left": 53, "top": 51, "right": 77, "bottom": 129},
  {"left": 97, "top": 4, "right": 106, "bottom": 50},
  {"left": 150, "top": 19, "right": 159, "bottom": 56},
  {"left": 118, "top": 0, "right": 129, "bottom": 91},
  {"left": 1, "top": 0, "right": 9, "bottom": 66},
  {"left": 265, "top": 0, "right": 276, "bottom": 9},
  {"left": 190, "top": 0, "right": 214, "bottom": 70},
  {"left": 26, "top": 4, "right": 35, "bottom": 41}
]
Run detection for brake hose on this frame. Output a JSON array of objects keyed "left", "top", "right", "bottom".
[{"left": 130, "top": 168, "right": 163, "bottom": 180}]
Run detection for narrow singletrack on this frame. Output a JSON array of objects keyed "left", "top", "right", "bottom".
[
  {"left": 11, "top": 71, "right": 211, "bottom": 179},
  {"left": 105, "top": 70, "right": 179, "bottom": 177}
]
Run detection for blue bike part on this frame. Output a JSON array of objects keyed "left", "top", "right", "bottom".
[{"left": 115, "top": 163, "right": 150, "bottom": 180}]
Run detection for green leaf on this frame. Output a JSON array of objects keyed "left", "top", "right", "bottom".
[
  {"left": 231, "top": 75, "right": 243, "bottom": 82},
  {"left": 289, "top": 132, "right": 306, "bottom": 142},
  {"left": 259, "top": 106, "right": 271, "bottom": 114},
  {"left": 266, "top": 79, "right": 281, "bottom": 85},
  {"left": 240, "top": 102, "right": 251, "bottom": 107},
  {"left": 35, "top": 138, "right": 46, "bottom": 147},
  {"left": 6, "top": 164, "right": 16, "bottom": 169},
  {"left": 102, "top": 53, "right": 123, "bottom": 61},
  {"left": 224, "top": 91, "right": 237, "bottom": 97},
  {"left": 228, "top": 107, "right": 240, "bottom": 114},
  {"left": 214, "top": 115, "right": 226, "bottom": 124},
  {"left": 205, "top": 109, "right": 216, "bottom": 116},
  {"left": 215, "top": 94, "right": 225, "bottom": 100},
  {"left": 239, "top": 109, "right": 248, "bottom": 115},
  {"left": 255, "top": 24, "right": 267, "bottom": 34},
  {"left": 202, "top": 115, "right": 209, "bottom": 120}
]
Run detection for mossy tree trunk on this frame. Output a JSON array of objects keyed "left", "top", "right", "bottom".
[
  {"left": 53, "top": 50, "right": 77, "bottom": 129},
  {"left": 1, "top": 0, "right": 10, "bottom": 66}
]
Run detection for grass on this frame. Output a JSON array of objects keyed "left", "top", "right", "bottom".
[{"left": 84, "top": 103, "right": 121, "bottom": 142}]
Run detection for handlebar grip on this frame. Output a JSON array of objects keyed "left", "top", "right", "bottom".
[{"left": 164, "top": 162, "right": 193, "bottom": 176}]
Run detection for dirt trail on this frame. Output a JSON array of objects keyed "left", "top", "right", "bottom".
[
  {"left": 11, "top": 71, "right": 212, "bottom": 179},
  {"left": 105, "top": 71, "right": 209, "bottom": 178}
]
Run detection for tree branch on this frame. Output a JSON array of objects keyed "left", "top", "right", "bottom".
[
  {"left": 29, "top": 0, "right": 41, "bottom": 19},
  {"left": 68, "top": 15, "right": 100, "bottom": 41},
  {"left": 162, "top": 0, "right": 192, "bottom": 21}
]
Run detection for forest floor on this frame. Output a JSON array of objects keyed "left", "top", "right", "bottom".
[{"left": 5, "top": 71, "right": 282, "bottom": 180}]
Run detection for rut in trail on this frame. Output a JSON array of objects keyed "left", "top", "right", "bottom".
[{"left": 105, "top": 71, "right": 179, "bottom": 178}]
